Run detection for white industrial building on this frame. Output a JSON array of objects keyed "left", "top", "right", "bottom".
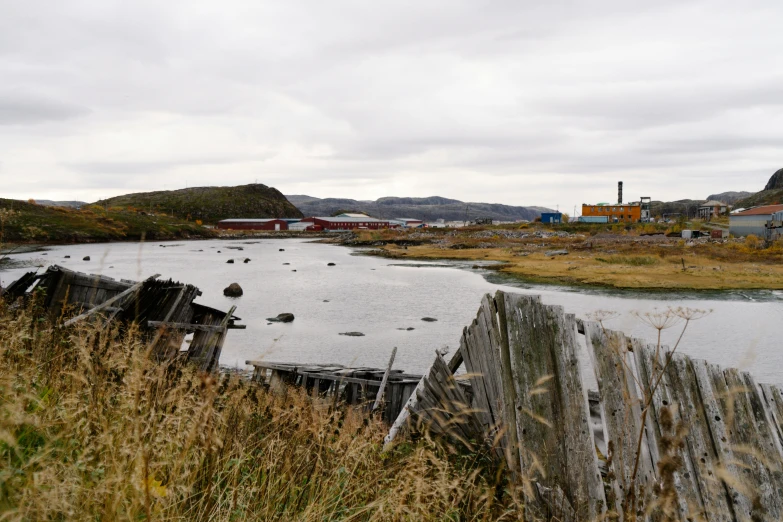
[{"left": 729, "top": 204, "right": 783, "bottom": 238}]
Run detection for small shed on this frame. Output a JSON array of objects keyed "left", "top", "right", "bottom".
[{"left": 540, "top": 212, "right": 563, "bottom": 224}]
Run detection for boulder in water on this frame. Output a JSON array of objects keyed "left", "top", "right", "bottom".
[
  {"left": 223, "top": 283, "right": 243, "bottom": 297},
  {"left": 327, "top": 262, "right": 336, "bottom": 266},
  {"left": 339, "top": 332, "right": 365, "bottom": 337},
  {"left": 267, "top": 313, "right": 295, "bottom": 323},
  {"left": 421, "top": 317, "right": 438, "bottom": 322},
  {"left": 83, "top": 256, "right": 90, "bottom": 261},
  {"left": 226, "top": 259, "right": 234, "bottom": 264}
]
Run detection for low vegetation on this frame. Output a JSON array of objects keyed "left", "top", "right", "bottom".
[
  {"left": 0, "top": 199, "right": 214, "bottom": 243},
  {"left": 96, "top": 184, "right": 303, "bottom": 224},
  {"left": 0, "top": 299, "right": 521, "bottom": 521},
  {"left": 346, "top": 222, "right": 783, "bottom": 290}
]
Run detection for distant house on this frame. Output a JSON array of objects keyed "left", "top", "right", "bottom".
[
  {"left": 335, "top": 213, "right": 372, "bottom": 219},
  {"left": 388, "top": 218, "right": 424, "bottom": 228},
  {"left": 216, "top": 219, "right": 290, "bottom": 231},
  {"left": 540, "top": 212, "right": 563, "bottom": 224},
  {"left": 300, "top": 217, "right": 389, "bottom": 231},
  {"left": 698, "top": 201, "right": 729, "bottom": 220},
  {"left": 729, "top": 204, "right": 783, "bottom": 238}
]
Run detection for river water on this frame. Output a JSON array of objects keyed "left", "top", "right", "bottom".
[{"left": 2, "top": 238, "right": 781, "bottom": 384}]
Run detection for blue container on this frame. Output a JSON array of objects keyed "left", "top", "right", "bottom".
[
  {"left": 541, "top": 212, "right": 563, "bottom": 224},
  {"left": 578, "top": 216, "right": 609, "bottom": 224}
]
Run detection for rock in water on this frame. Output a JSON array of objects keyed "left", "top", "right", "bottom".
[
  {"left": 64, "top": 255, "right": 70, "bottom": 258},
  {"left": 327, "top": 262, "right": 336, "bottom": 266},
  {"left": 279, "top": 248, "right": 285, "bottom": 252},
  {"left": 421, "top": 317, "right": 438, "bottom": 322},
  {"left": 339, "top": 332, "right": 365, "bottom": 337},
  {"left": 267, "top": 313, "right": 295, "bottom": 323},
  {"left": 226, "top": 259, "right": 234, "bottom": 264},
  {"left": 83, "top": 256, "right": 90, "bottom": 261},
  {"left": 223, "top": 283, "right": 243, "bottom": 297},
  {"left": 243, "top": 258, "right": 251, "bottom": 263}
]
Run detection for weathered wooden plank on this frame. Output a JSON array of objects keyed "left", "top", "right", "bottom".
[
  {"left": 505, "top": 294, "right": 605, "bottom": 520},
  {"left": 760, "top": 384, "right": 783, "bottom": 454},
  {"left": 682, "top": 358, "right": 743, "bottom": 521},
  {"left": 372, "top": 347, "right": 397, "bottom": 413},
  {"left": 716, "top": 368, "right": 783, "bottom": 520},
  {"left": 633, "top": 341, "right": 705, "bottom": 520},
  {"left": 147, "top": 321, "right": 227, "bottom": 332},
  {"left": 583, "top": 320, "right": 656, "bottom": 515},
  {"left": 62, "top": 274, "right": 160, "bottom": 327}
]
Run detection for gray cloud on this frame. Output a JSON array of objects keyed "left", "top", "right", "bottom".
[
  {"left": 0, "top": 0, "right": 781, "bottom": 207},
  {"left": 0, "top": 91, "right": 89, "bottom": 125}
]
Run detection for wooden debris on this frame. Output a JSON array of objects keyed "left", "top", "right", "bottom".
[{"left": 4, "top": 265, "right": 241, "bottom": 372}]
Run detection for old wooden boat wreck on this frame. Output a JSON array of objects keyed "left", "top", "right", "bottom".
[
  {"left": 3, "top": 265, "right": 243, "bottom": 371},
  {"left": 248, "top": 290, "right": 783, "bottom": 521}
]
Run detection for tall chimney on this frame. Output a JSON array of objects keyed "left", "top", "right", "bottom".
[{"left": 618, "top": 181, "right": 623, "bottom": 204}]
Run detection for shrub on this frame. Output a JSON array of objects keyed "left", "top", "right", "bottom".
[{"left": 744, "top": 234, "right": 762, "bottom": 250}]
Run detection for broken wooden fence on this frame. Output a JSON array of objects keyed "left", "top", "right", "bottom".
[{"left": 386, "top": 290, "right": 783, "bottom": 521}]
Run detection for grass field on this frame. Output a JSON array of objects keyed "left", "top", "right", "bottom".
[
  {"left": 349, "top": 225, "right": 783, "bottom": 290},
  {"left": 0, "top": 298, "right": 522, "bottom": 521}
]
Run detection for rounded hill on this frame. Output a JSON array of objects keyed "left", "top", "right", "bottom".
[{"left": 96, "top": 184, "right": 303, "bottom": 223}]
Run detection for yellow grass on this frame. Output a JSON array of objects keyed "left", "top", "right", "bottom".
[
  {"left": 0, "top": 298, "right": 524, "bottom": 521},
  {"left": 376, "top": 243, "right": 783, "bottom": 290}
]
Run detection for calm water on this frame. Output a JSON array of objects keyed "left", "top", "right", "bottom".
[{"left": 2, "top": 239, "right": 782, "bottom": 384}]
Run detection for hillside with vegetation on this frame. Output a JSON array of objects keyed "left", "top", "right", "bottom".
[
  {"left": 0, "top": 199, "right": 214, "bottom": 243},
  {"left": 733, "top": 168, "right": 783, "bottom": 208},
  {"left": 286, "top": 194, "right": 550, "bottom": 221},
  {"left": 97, "top": 184, "right": 303, "bottom": 223},
  {"left": 704, "top": 191, "right": 755, "bottom": 205}
]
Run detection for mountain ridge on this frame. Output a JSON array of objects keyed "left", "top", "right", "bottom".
[{"left": 286, "top": 195, "right": 552, "bottom": 221}]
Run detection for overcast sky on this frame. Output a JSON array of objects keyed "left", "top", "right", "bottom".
[{"left": 1, "top": 0, "right": 781, "bottom": 212}]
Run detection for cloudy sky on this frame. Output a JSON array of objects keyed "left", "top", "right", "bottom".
[{"left": 1, "top": 0, "right": 781, "bottom": 212}]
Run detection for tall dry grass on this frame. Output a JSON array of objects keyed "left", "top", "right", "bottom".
[{"left": 0, "top": 296, "right": 523, "bottom": 521}]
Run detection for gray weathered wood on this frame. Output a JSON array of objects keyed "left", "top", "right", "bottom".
[
  {"left": 62, "top": 274, "right": 160, "bottom": 327},
  {"left": 372, "top": 346, "right": 397, "bottom": 413},
  {"left": 147, "top": 321, "right": 227, "bottom": 332}
]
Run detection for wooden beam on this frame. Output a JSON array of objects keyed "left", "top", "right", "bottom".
[
  {"left": 372, "top": 347, "right": 397, "bottom": 413},
  {"left": 147, "top": 321, "right": 227, "bottom": 332},
  {"left": 62, "top": 274, "right": 160, "bottom": 327}
]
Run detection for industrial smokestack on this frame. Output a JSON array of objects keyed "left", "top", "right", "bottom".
[{"left": 618, "top": 181, "right": 623, "bottom": 204}]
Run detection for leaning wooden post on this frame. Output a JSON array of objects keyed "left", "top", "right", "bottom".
[
  {"left": 383, "top": 352, "right": 437, "bottom": 451},
  {"left": 372, "top": 347, "right": 397, "bottom": 413}
]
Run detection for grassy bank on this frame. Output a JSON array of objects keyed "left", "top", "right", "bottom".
[
  {"left": 0, "top": 299, "right": 520, "bottom": 521},
  {"left": 0, "top": 199, "right": 215, "bottom": 243},
  {"left": 347, "top": 226, "right": 783, "bottom": 290}
]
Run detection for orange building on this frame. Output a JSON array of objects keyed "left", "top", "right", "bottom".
[{"left": 581, "top": 203, "right": 641, "bottom": 223}]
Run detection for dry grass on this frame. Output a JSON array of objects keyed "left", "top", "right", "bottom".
[{"left": 0, "top": 298, "right": 523, "bottom": 521}]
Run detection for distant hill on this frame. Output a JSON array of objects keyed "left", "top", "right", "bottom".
[
  {"left": 704, "top": 191, "right": 755, "bottom": 205},
  {"left": 650, "top": 199, "right": 705, "bottom": 218},
  {"left": 97, "top": 184, "right": 302, "bottom": 223},
  {"left": 734, "top": 169, "right": 783, "bottom": 209},
  {"left": 0, "top": 198, "right": 213, "bottom": 242},
  {"left": 35, "top": 200, "right": 87, "bottom": 208},
  {"left": 286, "top": 195, "right": 551, "bottom": 222}
]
